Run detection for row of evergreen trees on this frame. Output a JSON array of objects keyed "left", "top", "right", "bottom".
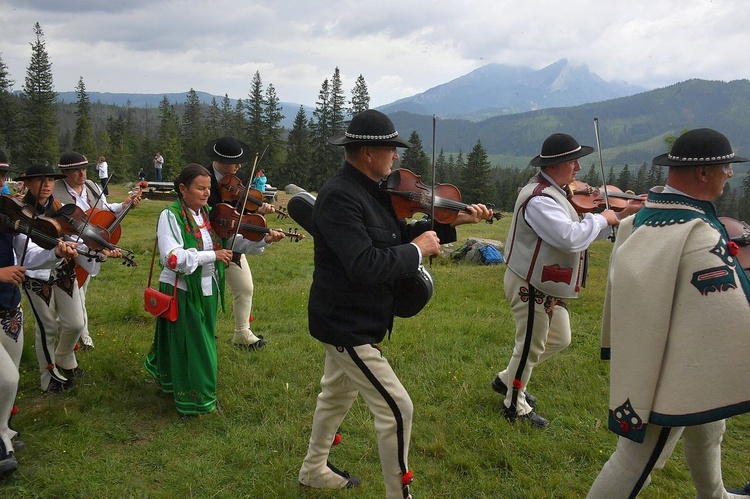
[{"left": 1, "top": 23, "right": 749, "bottom": 219}]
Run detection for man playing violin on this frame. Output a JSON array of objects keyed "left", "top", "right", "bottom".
[
  {"left": 53, "top": 151, "right": 141, "bottom": 350},
  {"left": 204, "top": 136, "right": 274, "bottom": 351},
  {"left": 589, "top": 129, "right": 750, "bottom": 498},
  {"left": 1, "top": 154, "right": 78, "bottom": 475},
  {"left": 298, "top": 110, "right": 490, "bottom": 498},
  {"left": 492, "top": 133, "right": 642, "bottom": 429}
]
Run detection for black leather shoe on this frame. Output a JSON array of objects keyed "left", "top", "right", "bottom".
[
  {"left": 491, "top": 377, "right": 537, "bottom": 408},
  {"left": 727, "top": 483, "right": 750, "bottom": 495},
  {"left": 299, "top": 461, "right": 361, "bottom": 489},
  {"left": 504, "top": 408, "right": 549, "bottom": 429},
  {"left": 233, "top": 335, "right": 267, "bottom": 351},
  {"left": 56, "top": 365, "right": 84, "bottom": 380},
  {"left": 46, "top": 377, "right": 75, "bottom": 393}
]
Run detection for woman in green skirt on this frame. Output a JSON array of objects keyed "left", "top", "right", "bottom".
[{"left": 145, "top": 164, "right": 284, "bottom": 415}]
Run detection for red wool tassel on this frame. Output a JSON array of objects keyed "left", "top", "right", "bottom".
[
  {"left": 11, "top": 406, "right": 19, "bottom": 416},
  {"left": 248, "top": 315, "right": 254, "bottom": 323},
  {"left": 47, "top": 363, "right": 55, "bottom": 371},
  {"left": 332, "top": 433, "right": 342, "bottom": 446},
  {"left": 512, "top": 379, "right": 523, "bottom": 390},
  {"left": 402, "top": 470, "right": 414, "bottom": 486}
]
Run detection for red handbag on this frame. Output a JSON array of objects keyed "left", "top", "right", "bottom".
[{"left": 144, "top": 234, "right": 179, "bottom": 322}]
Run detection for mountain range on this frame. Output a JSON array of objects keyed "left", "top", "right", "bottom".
[
  {"left": 378, "top": 59, "right": 645, "bottom": 120},
  {"left": 54, "top": 60, "right": 750, "bottom": 168}
]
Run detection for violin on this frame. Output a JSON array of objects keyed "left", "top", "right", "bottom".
[
  {"left": 75, "top": 181, "right": 146, "bottom": 285},
  {"left": 218, "top": 174, "right": 267, "bottom": 213},
  {"left": 275, "top": 206, "right": 289, "bottom": 220},
  {"left": 0, "top": 195, "right": 65, "bottom": 250},
  {"left": 384, "top": 168, "right": 502, "bottom": 224},
  {"left": 85, "top": 180, "right": 147, "bottom": 245},
  {"left": 566, "top": 181, "right": 644, "bottom": 214},
  {"left": 51, "top": 204, "right": 137, "bottom": 267},
  {"left": 720, "top": 217, "right": 750, "bottom": 269},
  {"left": 209, "top": 203, "right": 304, "bottom": 242}
]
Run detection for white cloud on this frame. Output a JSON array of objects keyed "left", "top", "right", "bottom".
[{"left": 1, "top": 0, "right": 748, "bottom": 107}]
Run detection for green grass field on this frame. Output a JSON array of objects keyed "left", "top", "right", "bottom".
[{"left": 3, "top": 185, "right": 750, "bottom": 498}]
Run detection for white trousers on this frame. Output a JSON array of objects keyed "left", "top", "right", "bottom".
[
  {"left": 0, "top": 307, "right": 22, "bottom": 457},
  {"left": 23, "top": 277, "right": 84, "bottom": 390},
  {"left": 588, "top": 420, "right": 745, "bottom": 498},
  {"left": 300, "top": 343, "right": 413, "bottom": 499},
  {"left": 498, "top": 270, "right": 571, "bottom": 415},
  {"left": 224, "top": 254, "right": 257, "bottom": 344}
]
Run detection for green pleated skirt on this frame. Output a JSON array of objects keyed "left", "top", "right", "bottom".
[{"left": 144, "top": 281, "right": 218, "bottom": 415}]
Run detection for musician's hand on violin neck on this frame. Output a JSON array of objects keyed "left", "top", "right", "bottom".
[
  {"left": 54, "top": 241, "right": 78, "bottom": 259},
  {"left": 412, "top": 230, "right": 441, "bottom": 258},
  {"left": 618, "top": 196, "right": 646, "bottom": 219},
  {"left": 264, "top": 229, "right": 285, "bottom": 243},
  {"left": 450, "top": 203, "right": 493, "bottom": 227},
  {"left": 257, "top": 203, "right": 275, "bottom": 215}
]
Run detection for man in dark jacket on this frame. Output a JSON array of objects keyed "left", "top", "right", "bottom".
[{"left": 298, "top": 110, "right": 491, "bottom": 498}]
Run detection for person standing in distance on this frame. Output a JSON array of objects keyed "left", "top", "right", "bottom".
[
  {"left": 153, "top": 152, "right": 164, "bottom": 182},
  {"left": 298, "top": 109, "right": 491, "bottom": 498}
]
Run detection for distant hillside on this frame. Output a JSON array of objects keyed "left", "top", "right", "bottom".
[
  {"left": 378, "top": 59, "right": 646, "bottom": 120},
  {"left": 389, "top": 79, "right": 750, "bottom": 168},
  {"left": 55, "top": 90, "right": 312, "bottom": 129}
]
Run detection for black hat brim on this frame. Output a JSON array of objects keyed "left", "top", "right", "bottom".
[
  {"left": 529, "top": 146, "right": 594, "bottom": 167},
  {"left": 15, "top": 172, "right": 67, "bottom": 181},
  {"left": 204, "top": 138, "right": 253, "bottom": 164}
]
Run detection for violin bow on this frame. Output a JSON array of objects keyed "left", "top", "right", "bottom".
[
  {"left": 74, "top": 174, "right": 111, "bottom": 253},
  {"left": 19, "top": 175, "right": 47, "bottom": 266},
  {"left": 593, "top": 117, "right": 616, "bottom": 242},
  {"left": 249, "top": 144, "right": 269, "bottom": 181},
  {"left": 429, "top": 114, "right": 437, "bottom": 267},
  {"left": 229, "top": 148, "right": 266, "bottom": 261}
]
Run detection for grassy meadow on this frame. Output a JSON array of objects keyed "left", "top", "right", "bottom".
[{"left": 3, "top": 184, "right": 750, "bottom": 498}]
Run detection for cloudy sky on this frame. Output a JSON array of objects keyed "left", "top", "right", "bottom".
[{"left": 1, "top": 0, "right": 748, "bottom": 108}]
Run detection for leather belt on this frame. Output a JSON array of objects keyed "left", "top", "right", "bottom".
[{"left": 0, "top": 306, "right": 21, "bottom": 319}]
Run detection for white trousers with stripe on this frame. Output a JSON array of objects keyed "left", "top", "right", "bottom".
[
  {"left": 300, "top": 343, "right": 413, "bottom": 499},
  {"left": 497, "top": 269, "right": 572, "bottom": 416},
  {"left": 0, "top": 308, "right": 22, "bottom": 457},
  {"left": 224, "top": 254, "right": 256, "bottom": 343},
  {"left": 588, "top": 420, "right": 744, "bottom": 498}
]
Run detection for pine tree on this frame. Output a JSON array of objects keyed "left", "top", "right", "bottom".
[
  {"left": 435, "top": 148, "right": 448, "bottom": 183},
  {"left": 220, "top": 94, "right": 234, "bottom": 136},
  {"left": 583, "top": 163, "right": 601, "bottom": 186},
  {"left": 157, "top": 95, "right": 181, "bottom": 180},
  {"left": 310, "top": 78, "right": 333, "bottom": 190},
  {"left": 181, "top": 88, "right": 204, "bottom": 164},
  {"left": 283, "top": 106, "right": 313, "bottom": 187},
  {"left": 349, "top": 74, "right": 370, "bottom": 116},
  {"left": 616, "top": 164, "right": 632, "bottom": 191},
  {"left": 246, "top": 71, "right": 266, "bottom": 156},
  {"left": 72, "top": 76, "right": 95, "bottom": 159},
  {"left": 263, "top": 83, "right": 285, "bottom": 177},
  {"left": 634, "top": 162, "right": 648, "bottom": 193},
  {"left": 0, "top": 53, "right": 21, "bottom": 160},
  {"left": 647, "top": 163, "right": 665, "bottom": 187},
  {"left": 739, "top": 171, "right": 750, "bottom": 221},
  {"left": 21, "top": 22, "right": 58, "bottom": 165},
  {"left": 399, "top": 131, "right": 430, "bottom": 178},
  {"left": 205, "top": 97, "right": 222, "bottom": 140},
  {"left": 461, "top": 140, "right": 495, "bottom": 203},
  {"left": 329, "top": 67, "right": 346, "bottom": 137}
]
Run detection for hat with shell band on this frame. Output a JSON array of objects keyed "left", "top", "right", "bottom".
[
  {"left": 328, "top": 109, "right": 413, "bottom": 148},
  {"left": 204, "top": 136, "right": 253, "bottom": 164},
  {"left": 652, "top": 128, "right": 749, "bottom": 167},
  {"left": 58, "top": 151, "right": 95, "bottom": 170},
  {"left": 529, "top": 133, "right": 595, "bottom": 168}
]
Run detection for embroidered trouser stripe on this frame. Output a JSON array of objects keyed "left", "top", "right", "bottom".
[
  {"left": 509, "top": 284, "right": 538, "bottom": 413},
  {"left": 22, "top": 288, "right": 65, "bottom": 386},
  {"left": 346, "top": 346, "right": 408, "bottom": 476},
  {"left": 628, "top": 427, "right": 671, "bottom": 499}
]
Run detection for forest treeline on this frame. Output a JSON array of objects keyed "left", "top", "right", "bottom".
[{"left": 1, "top": 23, "right": 749, "bottom": 217}]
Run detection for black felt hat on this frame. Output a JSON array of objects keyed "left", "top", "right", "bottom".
[
  {"left": 58, "top": 151, "right": 94, "bottom": 170},
  {"left": 204, "top": 136, "right": 253, "bottom": 164},
  {"left": 529, "top": 133, "right": 594, "bottom": 167},
  {"left": 652, "top": 128, "right": 749, "bottom": 167},
  {"left": 15, "top": 164, "right": 66, "bottom": 181},
  {"left": 328, "top": 109, "right": 412, "bottom": 148}
]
